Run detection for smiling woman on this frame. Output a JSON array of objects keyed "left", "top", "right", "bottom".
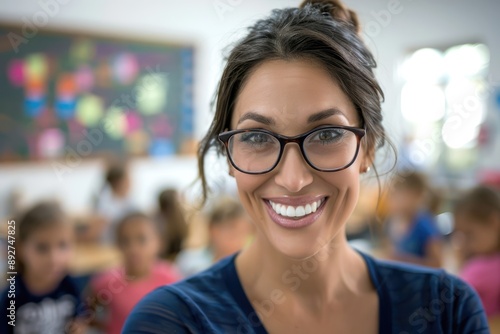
[{"left": 122, "top": 1, "right": 489, "bottom": 333}]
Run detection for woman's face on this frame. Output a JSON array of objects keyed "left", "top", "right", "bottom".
[{"left": 230, "top": 59, "right": 370, "bottom": 259}]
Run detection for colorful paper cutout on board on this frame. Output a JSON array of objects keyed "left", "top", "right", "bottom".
[
  {"left": 103, "top": 106, "right": 126, "bottom": 139},
  {"left": 136, "top": 73, "right": 168, "bottom": 115},
  {"left": 149, "top": 138, "right": 175, "bottom": 156},
  {"left": 76, "top": 94, "right": 104, "bottom": 126},
  {"left": 36, "top": 107, "right": 57, "bottom": 128},
  {"left": 56, "top": 97, "right": 77, "bottom": 119},
  {"left": 57, "top": 73, "right": 77, "bottom": 97},
  {"left": 25, "top": 77, "right": 46, "bottom": 96},
  {"left": 150, "top": 114, "right": 173, "bottom": 138},
  {"left": 70, "top": 39, "right": 95, "bottom": 64},
  {"left": 0, "top": 24, "right": 195, "bottom": 162},
  {"left": 7, "top": 59, "right": 24, "bottom": 87},
  {"left": 24, "top": 96, "right": 46, "bottom": 118},
  {"left": 25, "top": 53, "right": 48, "bottom": 80},
  {"left": 125, "top": 111, "right": 142, "bottom": 133},
  {"left": 125, "top": 130, "right": 149, "bottom": 155},
  {"left": 96, "top": 60, "right": 112, "bottom": 88},
  {"left": 67, "top": 118, "right": 86, "bottom": 142},
  {"left": 38, "top": 128, "right": 65, "bottom": 158},
  {"left": 113, "top": 53, "right": 139, "bottom": 85},
  {"left": 74, "top": 65, "right": 94, "bottom": 92}
]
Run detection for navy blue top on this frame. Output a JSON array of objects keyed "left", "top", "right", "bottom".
[
  {"left": 123, "top": 252, "right": 489, "bottom": 333},
  {"left": 0, "top": 274, "right": 84, "bottom": 334}
]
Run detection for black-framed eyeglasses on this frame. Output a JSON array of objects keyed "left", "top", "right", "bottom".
[{"left": 218, "top": 125, "right": 366, "bottom": 174}]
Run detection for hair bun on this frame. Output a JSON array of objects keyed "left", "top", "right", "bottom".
[{"left": 299, "top": 0, "right": 361, "bottom": 34}]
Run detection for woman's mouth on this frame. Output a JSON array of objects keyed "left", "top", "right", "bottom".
[
  {"left": 263, "top": 196, "right": 327, "bottom": 229},
  {"left": 269, "top": 198, "right": 324, "bottom": 218}
]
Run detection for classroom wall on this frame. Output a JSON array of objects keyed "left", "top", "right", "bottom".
[{"left": 0, "top": 0, "right": 499, "bottom": 215}]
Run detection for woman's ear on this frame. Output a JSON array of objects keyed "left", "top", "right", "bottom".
[
  {"left": 359, "top": 143, "right": 375, "bottom": 174},
  {"left": 227, "top": 158, "right": 235, "bottom": 177}
]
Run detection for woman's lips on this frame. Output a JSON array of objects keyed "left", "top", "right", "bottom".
[{"left": 263, "top": 197, "right": 327, "bottom": 229}]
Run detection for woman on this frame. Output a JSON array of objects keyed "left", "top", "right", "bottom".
[{"left": 123, "top": 1, "right": 488, "bottom": 333}]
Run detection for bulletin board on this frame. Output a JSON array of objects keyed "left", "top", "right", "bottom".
[{"left": 0, "top": 24, "right": 195, "bottom": 162}]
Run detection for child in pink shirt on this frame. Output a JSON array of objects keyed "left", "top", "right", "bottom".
[
  {"left": 454, "top": 186, "right": 500, "bottom": 318},
  {"left": 88, "top": 212, "right": 182, "bottom": 334}
]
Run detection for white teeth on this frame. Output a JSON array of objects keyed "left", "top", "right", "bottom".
[
  {"left": 268, "top": 199, "right": 324, "bottom": 218},
  {"left": 295, "top": 206, "right": 305, "bottom": 217}
]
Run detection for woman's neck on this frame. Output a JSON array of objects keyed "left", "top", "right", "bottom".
[{"left": 236, "top": 232, "right": 373, "bottom": 310}]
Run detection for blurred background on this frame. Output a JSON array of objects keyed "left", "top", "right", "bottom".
[{"left": 0, "top": 0, "right": 499, "bottom": 332}]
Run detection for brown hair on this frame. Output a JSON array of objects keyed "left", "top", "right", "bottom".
[
  {"left": 207, "top": 197, "right": 246, "bottom": 228},
  {"left": 105, "top": 163, "right": 127, "bottom": 190},
  {"left": 197, "top": 0, "right": 389, "bottom": 204},
  {"left": 454, "top": 186, "right": 500, "bottom": 222},
  {"left": 16, "top": 201, "right": 67, "bottom": 274},
  {"left": 157, "top": 189, "right": 188, "bottom": 259},
  {"left": 391, "top": 171, "right": 428, "bottom": 195}
]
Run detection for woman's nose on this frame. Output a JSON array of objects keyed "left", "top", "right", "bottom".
[{"left": 274, "top": 144, "right": 313, "bottom": 193}]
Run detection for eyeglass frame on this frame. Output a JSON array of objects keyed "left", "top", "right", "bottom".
[{"left": 218, "top": 125, "right": 366, "bottom": 175}]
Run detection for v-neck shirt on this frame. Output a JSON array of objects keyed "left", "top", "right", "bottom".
[{"left": 123, "top": 251, "right": 489, "bottom": 333}]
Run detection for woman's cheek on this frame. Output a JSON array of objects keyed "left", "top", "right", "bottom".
[{"left": 234, "top": 173, "right": 268, "bottom": 221}]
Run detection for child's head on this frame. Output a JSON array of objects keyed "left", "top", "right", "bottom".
[
  {"left": 453, "top": 186, "right": 500, "bottom": 257},
  {"left": 105, "top": 163, "right": 130, "bottom": 197},
  {"left": 116, "top": 212, "right": 160, "bottom": 274},
  {"left": 389, "top": 172, "right": 428, "bottom": 217},
  {"left": 207, "top": 197, "right": 253, "bottom": 259},
  {"left": 18, "top": 201, "right": 74, "bottom": 280}
]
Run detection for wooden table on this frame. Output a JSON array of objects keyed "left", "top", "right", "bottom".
[
  {"left": 490, "top": 316, "right": 500, "bottom": 334},
  {"left": 69, "top": 243, "right": 122, "bottom": 275}
]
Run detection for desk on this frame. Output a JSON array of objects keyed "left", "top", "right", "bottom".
[
  {"left": 490, "top": 316, "right": 500, "bottom": 334},
  {"left": 69, "top": 243, "right": 122, "bottom": 275}
]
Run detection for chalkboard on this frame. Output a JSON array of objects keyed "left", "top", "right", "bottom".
[{"left": 0, "top": 24, "right": 195, "bottom": 162}]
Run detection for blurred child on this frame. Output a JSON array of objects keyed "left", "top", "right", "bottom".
[
  {"left": 95, "top": 162, "right": 136, "bottom": 244},
  {"left": 385, "top": 172, "right": 443, "bottom": 267},
  {"left": 156, "top": 189, "right": 188, "bottom": 260},
  {"left": 176, "top": 197, "right": 254, "bottom": 276},
  {"left": 453, "top": 186, "right": 500, "bottom": 318},
  {"left": 87, "top": 212, "right": 181, "bottom": 334},
  {"left": 0, "top": 202, "right": 85, "bottom": 333}
]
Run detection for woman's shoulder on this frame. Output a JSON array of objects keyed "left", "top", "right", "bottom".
[
  {"left": 361, "top": 252, "right": 489, "bottom": 333},
  {"left": 123, "top": 254, "right": 243, "bottom": 333},
  {"left": 364, "top": 252, "right": 474, "bottom": 295}
]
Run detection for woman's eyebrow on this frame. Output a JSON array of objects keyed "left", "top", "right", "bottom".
[
  {"left": 237, "top": 111, "right": 275, "bottom": 125},
  {"left": 237, "top": 108, "right": 346, "bottom": 125},
  {"left": 307, "top": 108, "right": 347, "bottom": 123}
]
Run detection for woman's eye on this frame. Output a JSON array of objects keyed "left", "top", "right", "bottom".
[
  {"left": 240, "top": 132, "right": 271, "bottom": 144},
  {"left": 313, "top": 129, "right": 344, "bottom": 143}
]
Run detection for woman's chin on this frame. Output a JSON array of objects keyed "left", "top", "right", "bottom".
[{"left": 269, "top": 235, "right": 326, "bottom": 260}]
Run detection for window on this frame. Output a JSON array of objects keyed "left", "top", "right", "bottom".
[{"left": 399, "top": 43, "right": 489, "bottom": 173}]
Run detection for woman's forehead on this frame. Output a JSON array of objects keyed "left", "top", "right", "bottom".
[{"left": 232, "top": 59, "right": 358, "bottom": 130}]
